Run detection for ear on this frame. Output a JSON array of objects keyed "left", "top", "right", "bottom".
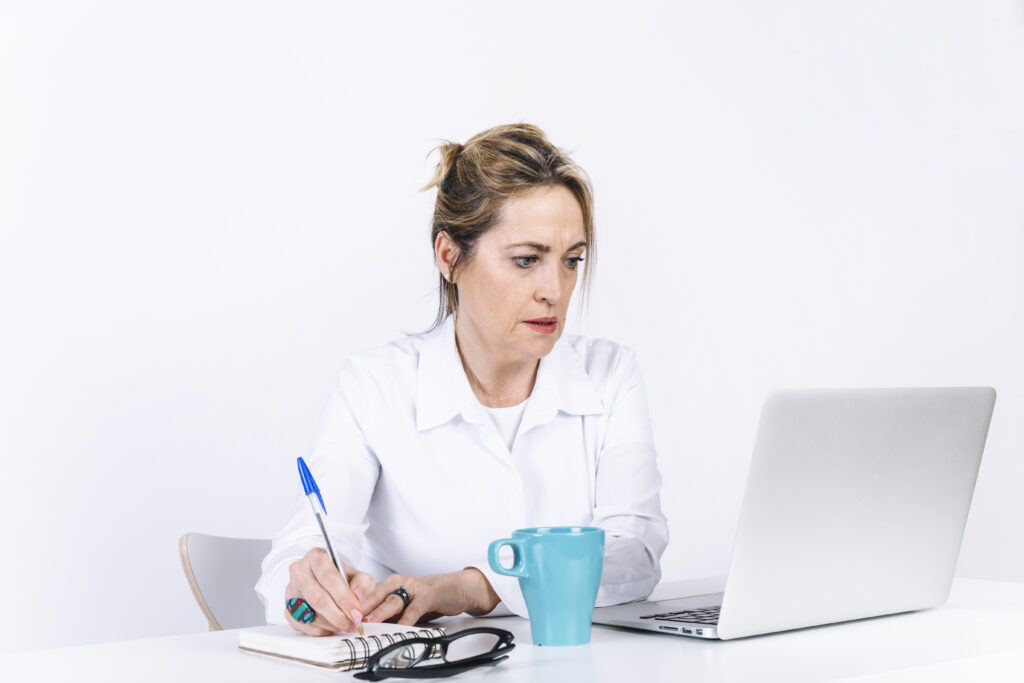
[{"left": 434, "top": 231, "right": 461, "bottom": 283}]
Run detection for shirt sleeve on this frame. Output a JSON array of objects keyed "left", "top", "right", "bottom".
[
  {"left": 253, "top": 360, "right": 381, "bottom": 625},
  {"left": 591, "top": 347, "right": 670, "bottom": 607}
]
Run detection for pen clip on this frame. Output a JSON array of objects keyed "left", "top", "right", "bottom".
[{"left": 297, "top": 457, "right": 328, "bottom": 514}]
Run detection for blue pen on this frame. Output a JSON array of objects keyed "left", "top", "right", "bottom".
[{"left": 297, "top": 456, "right": 364, "bottom": 636}]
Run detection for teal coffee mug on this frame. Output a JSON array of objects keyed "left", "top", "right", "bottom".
[{"left": 488, "top": 526, "right": 605, "bottom": 646}]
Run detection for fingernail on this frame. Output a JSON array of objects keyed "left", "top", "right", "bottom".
[
  {"left": 365, "top": 613, "right": 375, "bottom": 622},
  {"left": 354, "top": 587, "right": 365, "bottom": 600},
  {"left": 350, "top": 608, "right": 363, "bottom": 622}
]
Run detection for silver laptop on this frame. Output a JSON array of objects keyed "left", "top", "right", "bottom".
[{"left": 593, "top": 387, "right": 996, "bottom": 640}]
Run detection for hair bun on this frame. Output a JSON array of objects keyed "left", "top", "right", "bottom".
[{"left": 420, "top": 140, "right": 463, "bottom": 192}]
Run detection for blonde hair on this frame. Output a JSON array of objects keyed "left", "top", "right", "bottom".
[{"left": 420, "top": 123, "right": 596, "bottom": 332}]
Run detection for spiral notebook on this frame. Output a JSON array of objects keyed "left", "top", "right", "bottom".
[{"left": 238, "top": 623, "right": 447, "bottom": 671}]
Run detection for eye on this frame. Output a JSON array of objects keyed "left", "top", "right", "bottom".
[{"left": 513, "top": 255, "right": 585, "bottom": 269}]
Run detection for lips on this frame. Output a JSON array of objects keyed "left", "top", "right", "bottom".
[{"left": 524, "top": 317, "right": 557, "bottom": 334}]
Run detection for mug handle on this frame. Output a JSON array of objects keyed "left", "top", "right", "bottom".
[{"left": 487, "top": 538, "right": 528, "bottom": 578}]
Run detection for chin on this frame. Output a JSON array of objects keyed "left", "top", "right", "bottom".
[{"left": 524, "top": 336, "right": 558, "bottom": 358}]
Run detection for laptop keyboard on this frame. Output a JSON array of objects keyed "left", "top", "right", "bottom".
[{"left": 639, "top": 605, "right": 721, "bottom": 625}]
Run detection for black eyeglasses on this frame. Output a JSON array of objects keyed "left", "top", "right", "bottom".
[{"left": 353, "top": 627, "right": 515, "bottom": 680}]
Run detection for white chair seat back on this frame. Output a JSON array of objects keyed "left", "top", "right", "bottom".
[{"left": 179, "top": 533, "right": 271, "bottom": 630}]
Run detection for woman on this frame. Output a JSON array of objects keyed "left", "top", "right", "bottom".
[{"left": 255, "top": 123, "right": 669, "bottom": 636}]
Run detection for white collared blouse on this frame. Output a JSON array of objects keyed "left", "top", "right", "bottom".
[{"left": 255, "top": 315, "right": 669, "bottom": 623}]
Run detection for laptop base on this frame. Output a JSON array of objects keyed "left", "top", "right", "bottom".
[{"left": 594, "top": 592, "right": 724, "bottom": 639}]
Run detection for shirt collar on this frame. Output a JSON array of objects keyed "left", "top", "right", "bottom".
[{"left": 415, "top": 315, "right": 605, "bottom": 433}]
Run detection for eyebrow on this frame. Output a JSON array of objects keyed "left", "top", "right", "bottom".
[{"left": 506, "top": 240, "right": 586, "bottom": 254}]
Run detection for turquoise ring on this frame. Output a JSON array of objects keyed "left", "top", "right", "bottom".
[{"left": 286, "top": 597, "right": 316, "bottom": 624}]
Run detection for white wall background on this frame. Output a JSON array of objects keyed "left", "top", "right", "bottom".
[{"left": 1, "top": 0, "right": 1022, "bottom": 654}]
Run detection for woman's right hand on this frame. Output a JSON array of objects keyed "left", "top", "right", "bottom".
[{"left": 284, "top": 547, "right": 376, "bottom": 636}]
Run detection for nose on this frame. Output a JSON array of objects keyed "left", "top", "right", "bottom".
[{"left": 534, "top": 260, "right": 564, "bottom": 305}]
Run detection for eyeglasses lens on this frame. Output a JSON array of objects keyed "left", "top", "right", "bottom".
[
  {"left": 378, "top": 643, "right": 433, "bottom": 670},
  {"left": 443, "top": 632, "right": 503, "bottom": 662},
  {"left": 375, "top": 632, "right": 503, "bottom": 672}
]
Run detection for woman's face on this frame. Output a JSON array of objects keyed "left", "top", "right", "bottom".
[{"left": 444, "top": 184, "right": 586, "bottom": 363}]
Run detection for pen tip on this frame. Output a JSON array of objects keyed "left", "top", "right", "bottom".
[{"left": 357, "top": 624, "right": 365, "bottom": 637}]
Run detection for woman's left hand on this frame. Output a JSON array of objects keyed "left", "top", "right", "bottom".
[{"left": 359, "top": 568, "right": 500, "bottom": 626}]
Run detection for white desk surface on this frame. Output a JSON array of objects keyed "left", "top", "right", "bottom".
[{"left": 4, "top": 577, "right": 1024, "bottom": 682}]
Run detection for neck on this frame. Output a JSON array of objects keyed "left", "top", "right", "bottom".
[{"left": 453, "top": 314, "right": 538, "bottom": 408}]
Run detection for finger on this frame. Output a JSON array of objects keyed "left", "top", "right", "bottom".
[
  {"left": 338, "top": 561, "right": 372, "bottom": 601},
  {"left": 348, "top": 571, "right": 375, "bottom": 603},
  {"left": 309, "top": 550, "right": 364, "bottom": 629},
  {"left": 360, "top": 574, "right": 406, "bottom": 617},
  {"left": 393, "top": 582, "right": 433, "bottom": 627},
  {"left": 396, "top": 598, "right": 429, "bottom": 627},
  {"left": 310, "top": 550, "right": 361, "bottom": 611},
  {"left": 285, "top": 571, "right": 347, "bottom": 634},
  {"left": 365, "top": 592, "right": 407, "bottom": 624},
  {"left": 282, "top": 596, "right": 334, "bottom": 636},
  {"left": 290, "top": 557, "right": 353, "bottom": 633}
]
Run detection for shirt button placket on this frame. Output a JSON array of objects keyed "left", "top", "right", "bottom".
[{"left": 507, "top": 434, "right": 528, "bottom": 530}]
